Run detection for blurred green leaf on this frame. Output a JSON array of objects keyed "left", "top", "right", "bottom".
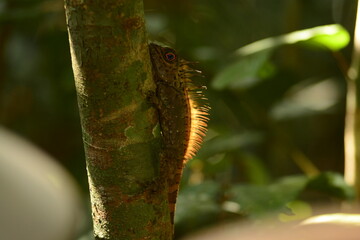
[
  {"left": 227, "top": 175, "right": 308, "bottom": 217},
  {"left": 241, "top": 153, "right": 271, "bottom": 185},
  {"left": 77, "top": 231, "right": 95, "bottom": 240},
  {"left": 213, "top": 24, "right": 349, "bottom": 91},
  {"left": 278, "top": 200, "right": 313, "bottom": 222},
  {"left": 212, "top": 49, "right": 272, "bottom": 90},
  {"left": 301, "top": 25, "right": 350, "bottom": 51},
  {"left": 236, "top": 24, "right": 350, "bottom": 56},
  {"left": 200, "top": 153, "right": 230, "bottom": 176},
  {"left": 270, "top": 79, "right": 341, "bottom": 120},
  {"left": 306, "top": 172, "right": 355, "bottom": 200},
  {"left": 176, "top": 181, "right": 222, "bottom": 234},
  {"left": 197, "top": 132, "right": 263, "bottom": 158}
]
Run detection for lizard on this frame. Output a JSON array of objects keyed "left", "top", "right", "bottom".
[{"left": 149, "top": 43, "right": 210, "bottom": 225}]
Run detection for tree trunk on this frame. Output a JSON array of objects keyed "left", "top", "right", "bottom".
[{"left": 64, "top": 0, "right": 173, "bottom": 239}]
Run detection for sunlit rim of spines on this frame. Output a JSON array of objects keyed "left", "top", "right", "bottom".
[{"left": 179, "top": 59, "right": 210, "bottom": 161}]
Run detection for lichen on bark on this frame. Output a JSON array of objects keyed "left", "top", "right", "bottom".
[{"left": 64, "top": 0, "right": 173, "bottom": 239}]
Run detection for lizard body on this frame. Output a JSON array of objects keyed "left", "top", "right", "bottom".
[{"left": 149, "top": 43, "right": 210, "bottom": 224}]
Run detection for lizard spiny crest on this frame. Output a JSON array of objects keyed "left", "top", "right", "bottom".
[{"left": 149, "top": 43, "right": 210, "bottom": 161}]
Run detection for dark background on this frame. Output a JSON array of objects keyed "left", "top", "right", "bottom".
[{"left": 0, "top": 0, "right": 357, "bottom": 238}]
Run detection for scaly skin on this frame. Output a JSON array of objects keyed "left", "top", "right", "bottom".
[{"left": 149, "top": 43, "right": 209, "bottom": 226}]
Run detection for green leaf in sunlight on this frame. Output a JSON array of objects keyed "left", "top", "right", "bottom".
[
  {"left": 301, "top": 25, "right": 350, "bottom": 51},
  {"left": 212, "top": 50, "right": 272, "bottom": 90},
  {"left": 235, "top": 24, "right": 350, "bottom": 56},
  {"left": 212, "top": 24, "right": 349, "bottom": 91},
  {"left": 278, "top": 200, "right": 313, "bottom": 222}
]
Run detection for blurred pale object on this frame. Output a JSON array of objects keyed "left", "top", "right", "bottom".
[
  {"left": 182, "top": 212, "right": 360, "bottom": 240},
  {"left": 271, "top": 79, "right": 340, "bottom": 120},
  {"left": 0, "top": 126, "right": 85, "bottom": 240}
]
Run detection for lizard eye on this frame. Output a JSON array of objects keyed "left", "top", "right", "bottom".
[{"left": 164, "top": 51, "right": 176, "bottom": 62}]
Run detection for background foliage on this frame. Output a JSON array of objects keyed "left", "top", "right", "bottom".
[{"left": 0, "top": 0, "right": 357, "bottom": 239}]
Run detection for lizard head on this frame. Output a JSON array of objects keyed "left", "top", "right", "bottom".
[{"left": 149, "top": 43, "right": 180, "bottom": 84}]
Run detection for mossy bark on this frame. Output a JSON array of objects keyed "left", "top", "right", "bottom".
[{"left": 64, "top": 0, "right": 173, "bottom": 239}]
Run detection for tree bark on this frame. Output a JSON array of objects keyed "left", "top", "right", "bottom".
[{"left": 64, "top": 0, "right": 173, "bottom": 239}]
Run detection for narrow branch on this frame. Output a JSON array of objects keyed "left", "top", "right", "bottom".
[{"left": 345, "top": 0, "right": 360, "bottom": 201}]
